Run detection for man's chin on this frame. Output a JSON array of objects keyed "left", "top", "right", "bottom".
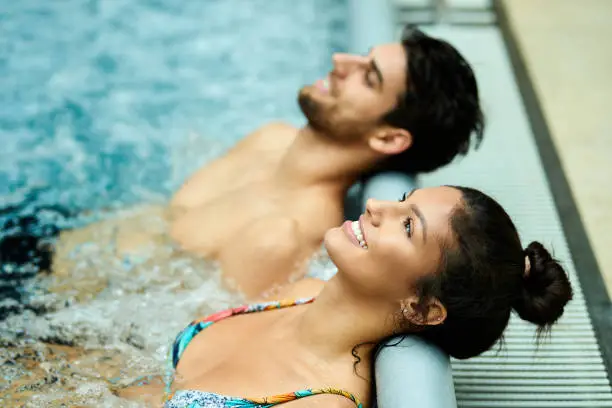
[
  {"left": 298, "top": 92, "right": 327, "bottom": 130},
  {"left": 297, "top": 86, "right": 317, "bottom": 108}
]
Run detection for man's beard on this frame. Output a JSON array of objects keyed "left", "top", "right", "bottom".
[
  {"left": 298, "top": 89, "right": 332, "bottom": 133},
  {"left": 297, "top": 88, "right": 367, "bottom": 141}
]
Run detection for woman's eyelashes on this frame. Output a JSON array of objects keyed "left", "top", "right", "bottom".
[
  {"left": 399, "top": 192, "right": 415, "bottom": 238},
  {"left": 403, "top": 217, "right": 413, "bottom": 238}
]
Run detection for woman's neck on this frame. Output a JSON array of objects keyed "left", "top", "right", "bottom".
[{"left": 291, "top": 276, "right": 397, "bottom": 361}]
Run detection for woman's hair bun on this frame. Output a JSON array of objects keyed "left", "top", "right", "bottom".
[{"left": 513, "top": 241, "right": 573, "bottom": 328}]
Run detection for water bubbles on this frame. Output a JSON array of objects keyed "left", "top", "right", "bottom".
[{"left": 0, "top": 0, "right": 348, "bottom": 405}]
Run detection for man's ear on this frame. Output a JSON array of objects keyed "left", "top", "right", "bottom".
[
  {"left": 368, "top": 127, "right": 413, "bottom": 155},
  {"left": 401, "top": 296, "right": 447, "bottom": 327}
]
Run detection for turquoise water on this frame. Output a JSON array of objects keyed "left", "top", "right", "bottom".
[
  {"left": 0, "top": 0, "right": 346, "bottom": 220},
  {"left": 0, "top": 2, "right": 346, "bottom": 405}
]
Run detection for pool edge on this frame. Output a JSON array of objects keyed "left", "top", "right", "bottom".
[{"left": 494, "top": 0, "right": 612, "bottom": 386}]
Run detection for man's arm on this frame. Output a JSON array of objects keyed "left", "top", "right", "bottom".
[
  {"left": 170, "top": 122, "right": 295, "bottom": 211},
  {"left": 257, "top": 277, "right": 325, "bottom": 302},
  {"left": 217, "top": 215, "right": 317, "bottom": 300}
]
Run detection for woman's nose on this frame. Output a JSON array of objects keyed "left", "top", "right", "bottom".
[{"left": 365, "top": 198, "right": 385, "bottom": 227}]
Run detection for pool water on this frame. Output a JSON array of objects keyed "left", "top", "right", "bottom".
[{"left": 0, "top": 0, "right": 346, "bottom": 405}]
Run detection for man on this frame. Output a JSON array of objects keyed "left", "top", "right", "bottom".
[{"left": 54, "top": 26, "right": 483, "bottom": 298}]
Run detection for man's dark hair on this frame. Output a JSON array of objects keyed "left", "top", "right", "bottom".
[{"left": 375, "top": 25, "right": 484, "bottom": 175}]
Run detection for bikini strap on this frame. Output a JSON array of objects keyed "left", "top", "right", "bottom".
[
  {"left": 194, "top": 297, "right": 316, "bottom": 326},
  {"left": 239, "top": 387, "right": 363, "bottom": 407},
  {"left": 168, "top": 298, "right": 317, "bottom": 393}
]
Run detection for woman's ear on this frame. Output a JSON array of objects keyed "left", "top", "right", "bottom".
[
  {"left": 401, "top": 297, "right": 447, "bottom": 327},
  {"left": 368, "top": 127, "right": 413, "bottom": 156}
]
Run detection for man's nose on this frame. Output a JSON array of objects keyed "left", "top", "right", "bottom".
[{"left": 332, "top": 53, "right": 368, "bottom": 77}]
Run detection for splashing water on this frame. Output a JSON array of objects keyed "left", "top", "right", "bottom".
[{"left": 0, "top": 0, "right": 346, "bottom": 405}]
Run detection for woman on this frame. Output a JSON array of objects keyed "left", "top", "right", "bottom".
[{"left": 124, "top": 186, "right": 573, "bottom": 407}]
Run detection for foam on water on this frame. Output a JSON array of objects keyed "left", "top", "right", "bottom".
[
  {"left": 0, "top": 0, "right": 347, "bottom": 405},
  {"left": 0, "top": 208, "right": 246, "bottom": 405}
]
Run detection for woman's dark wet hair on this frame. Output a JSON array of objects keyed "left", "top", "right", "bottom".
[
  {"left": 411, "top": 186, "right": 574, "bottom": 359},
  {"left": 372, "top": 25, "right": 484, "bottom": 176}
]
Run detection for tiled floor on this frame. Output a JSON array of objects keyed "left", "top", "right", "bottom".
[{"left": 502, "top": 0, "right": 612, "bottom": 297}]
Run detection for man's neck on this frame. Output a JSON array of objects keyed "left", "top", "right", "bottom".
[{"left": 274, "top": 126, "right": 378, "bottom": 196}]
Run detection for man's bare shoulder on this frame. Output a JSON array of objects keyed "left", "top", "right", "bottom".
[
  {"left": 261, "top": 121, "right": 295, "bottom": 130},
  {"left": 171, "top": 122, "right": 296, "bottom": 210},
  {"left": 254, "top": 121, "right": 296, "bottom": 135},
  {"left": 239, "top": 121, "right": 297, "bottom": 152}
]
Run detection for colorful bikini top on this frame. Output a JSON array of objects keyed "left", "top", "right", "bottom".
[{"left": 165, "top": 297, "right": 363, "bottom": 408}]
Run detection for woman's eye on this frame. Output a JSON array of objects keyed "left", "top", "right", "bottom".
[
  {"left": 399, "top": 193, "right": 407, "bottom": 202},
  {"left": 403, "top": 217, "right": 413, "bottom": 238}
]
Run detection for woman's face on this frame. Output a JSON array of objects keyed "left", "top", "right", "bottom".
[{"left": 324, "top": 186, "right": 462, "bottom": 301}]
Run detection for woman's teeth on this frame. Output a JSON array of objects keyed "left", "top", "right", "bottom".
[{"left": 351, "top": 221, "right": 367, "bottom": 249}]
